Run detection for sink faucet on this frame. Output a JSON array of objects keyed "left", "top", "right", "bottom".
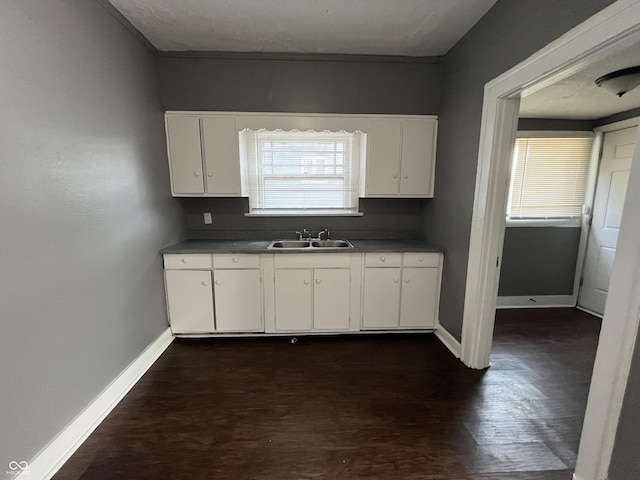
[
  {"left": 318, "top": 228, "right": 331, "bottom": 240},
  {"left": 296, "top": 229, "right": 312, "bottom": 240}
]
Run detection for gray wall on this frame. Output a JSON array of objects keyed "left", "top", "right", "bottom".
[
  {"left": 497, "top": 118, "right": 594, "bottom": 297},
  {"left": 498, "top": 227, "right": 581, "bottom": 296},
  {"left": 609, "top": 333, "right": 640, "bottom": 479},
  {"left": 159, "top": 54, "right": 442, "bottom": 237},
  {"left": 159, "top": 54, "right": 442, "bottom": 114},
  {"left": 0, "top": 0, "right": 184, "bottom": 474},
  {"left": 422, "top": 0, "right": 617, "bottom": 340}
]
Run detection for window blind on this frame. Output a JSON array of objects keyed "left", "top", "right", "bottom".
[
  {"left": 507, "top": 136, "right": 593, "bottom": 219},
  {"left": 241, "top": 129, "right": 363, "bottom": 215}
]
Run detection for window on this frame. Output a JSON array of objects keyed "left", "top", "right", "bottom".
[
  {"left": 507, "top": 133, "right": 594, "bottom": 223},
  {"left": 241, "top": 129, "right": 364, "bottom": 215}
]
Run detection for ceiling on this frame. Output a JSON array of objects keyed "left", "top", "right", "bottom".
[
  {"left": 108, "top": 0, "right": 498, "bottom": 56},
  {"left": 520, "top": 40, "right": 640, "bottom": 120}
]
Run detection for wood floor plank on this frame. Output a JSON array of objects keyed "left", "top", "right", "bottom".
[{"left": 53, "top": 308, "right": 600, "bottom": 479}]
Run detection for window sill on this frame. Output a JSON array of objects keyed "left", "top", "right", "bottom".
[
  {"left": 505, "top": 218, "right": 582, "bottom": 227},
  {"left": 245, "top": 210, "right": 364, "bottom": 217}
]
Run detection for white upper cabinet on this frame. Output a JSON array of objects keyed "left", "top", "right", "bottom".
[
  {"left": 362, "top": 117, "right": 437, "bottom": 198},
  {"left": 201, "top": 117, "right": 241, "bottom": 195},
  {"left": 166, "top": 116, "right": 205, "bottom": 195},
  {"left": 165, "top": 112, "right": 437, "bottom": 199},
  {"left": 165, "top": 114, "right": 242, "bottom": 197}
]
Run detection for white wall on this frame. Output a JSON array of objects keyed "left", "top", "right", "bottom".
[{"left": 0, "top": 1, "right": 184, "bottom": 474}]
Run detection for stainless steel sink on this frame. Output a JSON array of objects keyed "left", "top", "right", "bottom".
[
  {"left": 269, "top": 240, "right": 311, "bottom": 249},
  {"left": 267, "top": 239, "right": 354, "bottom": 250},
  {"left": 310, "top": 240, "right": 353, "bottom": 248}
]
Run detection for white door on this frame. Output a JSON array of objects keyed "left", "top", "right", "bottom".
[
  {"left": 399, "top": 119, "right": 436, "bottom": 196},
  {"left": 313, "top": 268, "right": 350, "bottom": 330},
  {"left": 201, "top": 117, "right": 242, "bottom": 195},
  {"left": 213, "top": 269, "right": 263, "bottom": 332},
  {"left": 165, "top": 270, "right": 215, "bottom": 333},
  {"left": 578, "top": 126, "right": 637, "bottom": 316},
  {"left": 365, "top": 119, "right": 401, "bottom": 195},
  {"left": 362, "top": 267, "right": 401, "bottom": 328},
  {"left": 166, "top": 116, "right": 205, "bottom": 195},
  {"left": 274, "top": 269, "right": 313, "bottom": 331},
  {"left": 399, "top": 267, "right": 438, "bottom": 328}
]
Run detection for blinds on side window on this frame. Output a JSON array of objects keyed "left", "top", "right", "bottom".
[
  {"left": 508, "top": 137, "right": 593, "bottom": 219},
  {"left": 241, "top": 129, "right": 363, "bottom": 215}
]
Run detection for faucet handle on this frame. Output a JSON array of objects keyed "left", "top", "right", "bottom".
[{"left": 302, "top": 228, "right": 312, "bottom": 239}]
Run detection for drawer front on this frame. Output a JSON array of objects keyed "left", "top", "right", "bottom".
[
  {"left": 364, "top": 252, "right": 402, "bottom": 267},
  {"left": 274, "top": 253, "right": 351, "bottom": 269},
  {"left": 164, "top": 254, "right": 212, "bottom": 270},
  {"left": 403, "top": 252, "right": 441, "bottom": 268},
  {"left": 213, "top": 254, "right": 260, "bottom": 269}
]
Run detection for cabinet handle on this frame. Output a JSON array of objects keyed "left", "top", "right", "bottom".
[
  {"left": 214, "top": 280, "right": 220, "bottom": 285},
  {"left": 380, "top": 256, "right": 386, "bottom": 262},
  {"left": 404, "top": 174, "right": 409, "bottom": 179},
  {"left": 202, "top": 281, "right": 209, "bottom": 286},
  {"left": 194, "top": 172, "right": 200, "bottom": 177},
  {"left": 303, "top": 279, "right": 310, "bottom": 285},
  {"left": 418, "top": 256, "right": 424, "bottom": 262},
  {"left": 393, "top": 278, "right": 399, "bottom": 283},
  {"left": 392, "top": 173, "right": 398, "bottom": 179},
  {"left": 207, "top": 172, "right": 213, "bottom": 177},
  {"left": 315, "top": 278, "right": 321, "bottom": 284},
  {"left": 181, "top": 258, "right": 188, "bottom": 263},
  {"left": 404, "top": 278, "right": 410, "bottom": 283},
  {"left": 232, "top": 257, "right": 239, "bottom": 263}
]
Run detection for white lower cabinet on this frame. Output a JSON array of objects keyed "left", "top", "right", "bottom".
[
  {"left": 214, "top": 269, "right": 262, "bottom": 332},
  {"left": 164, "top": 250, "right": 441, "bottom": 336},
  {"left": 273, "top": 267, "right": 351, "bottom": 332},
  {"left": 165, "top": 270, "right": 215, "bottom": 334},
  {"left": 362, "top": 268, "right": 402, "bottom": 328},
  {"left": 362, "top": 252, "right": 442, "bottom": 330}
]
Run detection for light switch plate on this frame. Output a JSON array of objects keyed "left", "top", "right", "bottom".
[{"left": 203, "top": 212, "right": 213, "bottom": 224}]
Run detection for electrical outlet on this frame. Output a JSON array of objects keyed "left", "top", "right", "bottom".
[{"left": 203, "top": 212, "right": 213, "bottom": 225}]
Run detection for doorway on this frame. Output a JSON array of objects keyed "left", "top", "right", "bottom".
[{"left": 460, "top": 3, "right": 640, "bottom": 479}]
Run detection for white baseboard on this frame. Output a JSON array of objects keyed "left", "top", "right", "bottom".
[
  {"left": 496, "top": 295, "right": 576, "bottom": 309},
  {"left": 572, "top": 474, "right": 585, "bottom": 480},
  {"left": 20, "top": 328, "right": 174, "bottom": 480},
  {"left": 435, "top": 323, "right": 461, "bottom": 358}
]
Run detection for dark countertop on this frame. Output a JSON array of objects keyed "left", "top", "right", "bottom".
[{"left": 160, "top": 239, "right": 444, "bottom": 255}]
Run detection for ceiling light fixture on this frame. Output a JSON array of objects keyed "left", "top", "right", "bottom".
[{"left": 595, "top": 66, "right": 640, "bottom": 97}]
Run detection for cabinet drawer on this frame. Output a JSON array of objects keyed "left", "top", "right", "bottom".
[
  {"left": 402, "top": 252, "right": 440, "bottom": 268},
  {"left": 213, "top": 254, "right": 260, "bottom": 269},
  {"left": 164, "top": 254, "right": 212, "bottom": 270},
  {"left": 364, "top": 253, "right": 402, "bottom": 267}
]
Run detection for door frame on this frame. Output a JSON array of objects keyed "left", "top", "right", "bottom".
[
  {"left": 576, "top": 118, "right": 640, "bottom": 317},
  {"left": 460, "top": 1, "right": 640, "bottom": 479}
]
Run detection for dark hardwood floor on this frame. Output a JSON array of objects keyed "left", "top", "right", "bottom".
[{"left": 54, "top": 308, "right": 600, "bottom": 479}]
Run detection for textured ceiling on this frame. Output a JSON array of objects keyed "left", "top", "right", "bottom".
[
  {"left": 520, "top": 40, "right": 640, "bottom": 120},
  {"left": 108, "top": 0, "right": 498, "bottom": 56}
]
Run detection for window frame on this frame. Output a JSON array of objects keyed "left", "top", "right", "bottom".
[
  {"left": 241, "top": 129, "right": 365, "bottom": 217},
  {"left": 506, "top": 130, "right": 595, "bottom": 227}
]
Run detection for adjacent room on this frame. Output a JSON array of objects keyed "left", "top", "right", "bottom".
[{"left": 2, "top": 1, "right": 640, "bottom": 480}]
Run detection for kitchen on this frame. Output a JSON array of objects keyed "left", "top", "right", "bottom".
[{"left": 2, "top": 1, "right": 640, "bottom": 479}]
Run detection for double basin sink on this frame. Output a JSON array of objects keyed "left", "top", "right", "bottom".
[{"left": 268, "top": 239, "right": 354, "bottom": 250}]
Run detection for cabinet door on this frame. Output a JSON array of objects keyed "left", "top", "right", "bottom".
[
  {"left": 274, "top": 269, "right": 313, "bottom": 331},
  {"left": 165, "top": 270, "right": 214, "bottom": 333},
  {"left": 313, "top": 268, "right": 350, "bottom": 330},
  {"left": 400, "top": 119, "right": 436, "bottom": 196},
  {"left": 166, "top": 116, "right": 205, "bottom": 195},
  {"left": 399, "top": 268, "right": 438, "bottom": 328},
  {"left": 365, "top": 119, "right": 402, "bottom": 196},
  {"left": 362, "top": 268, "right": 401, "bottom": 328},
  {"left": 213, "top": 269, "right": 262, "bottom": 332},
  {"left": 201, "top": 117, "right": 242, "bottom": 195}
]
